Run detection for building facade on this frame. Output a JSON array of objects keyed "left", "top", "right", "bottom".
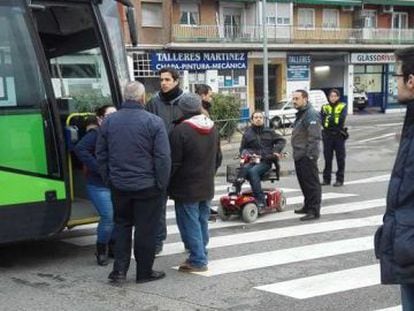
[{"left": 125, "top": 0, "right": 414, "bottom": 114}]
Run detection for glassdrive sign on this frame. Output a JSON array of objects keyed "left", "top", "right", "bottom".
[{"left": 150, "top": 51, "right": 247, "bottom": 71}]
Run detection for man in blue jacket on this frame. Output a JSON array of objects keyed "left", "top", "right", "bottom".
[
  {"left": 96, "top": 81, "right": 171, "bottom": 284},
  {"left": 375, "top": 47, "right": 414, "bottom": 310}
]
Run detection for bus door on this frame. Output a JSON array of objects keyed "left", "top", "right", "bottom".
[
  {"left": 33, "top": 1, "right": 124, "bottom": 227},
  {"left": 0, "top": 0, "right": 68, "bottom": 243}
]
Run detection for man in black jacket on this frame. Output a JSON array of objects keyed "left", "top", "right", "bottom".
[
  {"left": 375, "top": 47, "right": 414, "bottom": 310},
  {"left": 96, "top": 81, "right": 171, "bottom": 284},
  {"left": 146, "top": 67, "right": 184, "bottom": 254},
  {"left": 291, "top": 90, "right": 322, "bottom": 221},
  {"left": 239, "top": 111, "right": 286, "bottom": 210},
  {"left": 169, "top": 93, "right": 220, "bottom": 273}
]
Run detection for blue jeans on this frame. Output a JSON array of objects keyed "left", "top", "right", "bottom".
[
  {"left": 87, "top": 183, "right": 114, "bottom": 244},
  {"left": 241, "top": 162, "right": 271, "bottom": 204},
  {"left": 401, "top": 284, "right": 414, "bottom": 310},
  {"left": 175, "top": 200, "right": 210, "bottom": 267}
]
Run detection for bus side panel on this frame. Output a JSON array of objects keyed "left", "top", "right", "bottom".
[
  {"left": 0, "top": 114, "right": 47, "bottom": 175},
  {"left": 0, "top": 200, "right": 68, "bottom": 244}
]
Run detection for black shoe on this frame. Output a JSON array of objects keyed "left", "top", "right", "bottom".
[
  {"left": 320, "top": 181, "right": 330, "bottom": 186},
  {"left": 210, "top": 208, "right": 218, "bottom": 215},
  {"left": 155, "top": 244, "right": 163, "bottom": 255},
  {"left": 300, "top": 213, "right": 320, "bottom": 221},
  {"left": 108, "top": 270, "right": 127, "bottom": 283},
  {"left": 136, "top": 270, "right": 166, "bottom": 283},
  {"left": 333, "top": 181, "right": 343, "bottom": 187},
  {"left": 294, "top": 207, "right": 307, "bottom": 214},
  {"left": 96, "top": 243, "right": 109, "bottom": 266}
]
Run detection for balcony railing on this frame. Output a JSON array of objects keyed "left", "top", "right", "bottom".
[{"left": 172, "top": 24, "right": 414, "bottom": 45}]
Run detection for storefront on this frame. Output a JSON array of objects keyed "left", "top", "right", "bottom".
[
  {"left": 149, "top": 51, "right": 248, "bottom": 108},
  {"left": 350, "top": 52, "right": 397, "bottom": 112}
]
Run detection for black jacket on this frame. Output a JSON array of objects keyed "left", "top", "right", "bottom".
[
  {"left": 168, "top": 114, "right": 219, "bottom": 202},
  {"left": 146, "top": 87, "right": 184, "bottom": 134},
  {"left": 375, "top": 101, "right": 414, "bottom": 284},
  {"left": 291, "top": 103, "right": 322, "bottom": 161},
  {"left": 239, "top": 125, "right": 286, "bottom": 164},
  {"left": 96, "top": 101, "right": 171, "bottom": 192}
]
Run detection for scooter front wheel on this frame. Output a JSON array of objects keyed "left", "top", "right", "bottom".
[
  {"left": 277, "top": 194, "right": 287, "bottom": 212},
  {"left": 242, "top": 203, "right": 258, "bottom": 223},
  {"left": 217, "top": 204, "right": 231, "bottom": 221}
]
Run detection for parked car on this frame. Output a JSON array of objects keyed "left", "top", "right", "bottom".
[
  {"left": 268, "top": 89, "right": 328, "bottom": 129},
  {"left": 353, "top": 88, "right": 368, "bottom": 110}
]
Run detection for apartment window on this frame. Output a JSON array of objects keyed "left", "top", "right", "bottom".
[
  {"left": 322, "top": 9, "right": 339, "bottom": 29},
  {"left": 266, "top": 3, "right": 291, "bottom": 25},
  {"left": 298, "top": 8, "right": 315, "bottom": 29},
  {"left": 141, "top": 2, "right": 163, "bottom": 27},
  {"left": 179, "top": 3, "right": 199, "bottom": 26},
  {"left": 392, "top": 12, "right": 408, "bottom": 29},
  {"left": 363, "top": 10, "right": 377, "bottom": 28}
]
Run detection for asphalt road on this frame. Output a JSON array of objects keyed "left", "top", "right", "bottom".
[{"left": 0, "top": 110, "right": 407, "bottom": 311}]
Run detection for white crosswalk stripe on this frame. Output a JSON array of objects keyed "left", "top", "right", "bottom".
[
  {"left": 59, "top": 175, "right": 398, "bottom": 309},
  {"left": 255, "top": 264, "right": 380, "bottom": 299}
]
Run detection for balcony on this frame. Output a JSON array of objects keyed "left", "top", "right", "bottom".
[{"left": 172, "top": 24, "right": 414, "bottom": 45}]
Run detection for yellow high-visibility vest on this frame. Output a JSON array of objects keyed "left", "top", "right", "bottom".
[{"left": 322, "top": 103, "right": 346, "bottom": 128}]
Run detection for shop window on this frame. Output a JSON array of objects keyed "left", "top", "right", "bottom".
[
  {"left": 131, "top": 52, "right": 158, "bottom": 78},
  {"left": 179, "top": 3, "right": 199, "bottom": 26},
  {"left": 141, "top": 2, "right": 163, "bottom": 27},
  {"left": 298, "top": 8, "right": 315, "bottom": 29},
  {"left": 322, "top": 9, "right": 338, "bottom": 29}
]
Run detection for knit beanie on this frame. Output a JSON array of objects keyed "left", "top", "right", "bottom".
[{"left": 178, "top": 93, "right": 202, "bottom": 114}]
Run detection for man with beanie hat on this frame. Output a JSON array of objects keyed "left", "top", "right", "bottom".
[
  {"left": 194, "top": 84, "right": 223, "bottom": 220},
  {"left": 168, "top": 93, "right": 220, "bottom": 272},
  {"left": 146, "top": 67, "right": 184, "bottom": 255}
]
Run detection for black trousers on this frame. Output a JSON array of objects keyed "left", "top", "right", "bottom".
[
  {"left": 295, "top": 157, "right": 322, "bottom": 215},
  {"left": 111, "top": 186, "right": 163, "bottom": 279},
  {"left": 322, "top": 131, "right": 346, "bottom": 183}
]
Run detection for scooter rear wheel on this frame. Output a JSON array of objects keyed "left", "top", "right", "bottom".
[
  {"left": 242, "top": 203, "right": 258, "bottom": 223},
  {"left": 217, "top": 204, "right": 231, "bottom": 221},
  {"left": 277, "top": 194, "right": 287, "bottom": 212}
]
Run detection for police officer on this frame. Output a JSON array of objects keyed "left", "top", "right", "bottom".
[
  {"left": 291, "top": 90, "right": 322, "bottom": 221},
  {"left": 320, "top": 89, "right": 347, "bottom": 187}
]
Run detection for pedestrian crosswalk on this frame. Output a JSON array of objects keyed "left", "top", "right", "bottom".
[{"left": 61, "top": 175, "right": 400, "bottom": 310}]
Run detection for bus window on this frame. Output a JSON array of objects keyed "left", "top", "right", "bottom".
[
  {"left": 0, "top": 3, "right": 61, "bottom": 177},
  {"left": 49, "top": 48, "right": 113, "bottom": 113}
]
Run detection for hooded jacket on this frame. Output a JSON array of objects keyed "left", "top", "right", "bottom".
[
  {"left": 168, "top": 114, "right": 219, "bottom": 202},
  {"left": 375, "top": 101, "right": 414, "bottom": 284}
]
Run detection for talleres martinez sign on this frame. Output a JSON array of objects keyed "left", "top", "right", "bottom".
[{"left": 150, "top": 51, "right": 247, "bottom": 71}]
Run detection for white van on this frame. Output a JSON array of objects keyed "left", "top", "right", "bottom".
[
  {"left": 268, "top": 89, "right": 328, "bottom": 128},
  {"left": 308, "top": 89, "right": 329, "bottom": 112}
]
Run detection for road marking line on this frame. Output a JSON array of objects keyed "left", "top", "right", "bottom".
[
  {"left": 374, "top": 307, "right": 402, "bottom": 311},
  {"left": 356, "top": 133, "right": 395, "bottom": 143},
  {"left": 61, "top": 198, "right": 384, "bottom": 246},
  {"left": 255, "top": 264, "right": 379, "bottom": 299},
  {"left": 345, "top": 174, "right": 390, "bottom": 185},
  {"left": 181, "top": 236, "right": 374, "bottom": 277},
  {"left": 161, "top": 215, "right": 381, "bottom": 256}
]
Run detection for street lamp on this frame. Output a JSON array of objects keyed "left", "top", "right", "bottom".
[{"left": 262, "top": 0, "right": 269, "bottom": 126}]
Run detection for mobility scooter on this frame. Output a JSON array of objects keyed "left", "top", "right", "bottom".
[{"left": 217, "top": 153, "right": 287, "bottom": 223}]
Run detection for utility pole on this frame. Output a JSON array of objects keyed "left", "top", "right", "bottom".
[{"left": 261, "top": 0, "right": 269, "bottom": 126}]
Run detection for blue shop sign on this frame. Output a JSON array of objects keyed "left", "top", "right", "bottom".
[
  {"left": 150, "top": 51, "right": 247, "bottom": 71},
  {"left": 287, "top": 54, "right": 311, "bottom": 65},
  {"left": 287, "top": 65, "right": 309, "bottom": 81}
]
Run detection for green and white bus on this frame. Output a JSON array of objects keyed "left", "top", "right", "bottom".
[{"left": 0, "top": 0, "right": 136, "bottom": 244}]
